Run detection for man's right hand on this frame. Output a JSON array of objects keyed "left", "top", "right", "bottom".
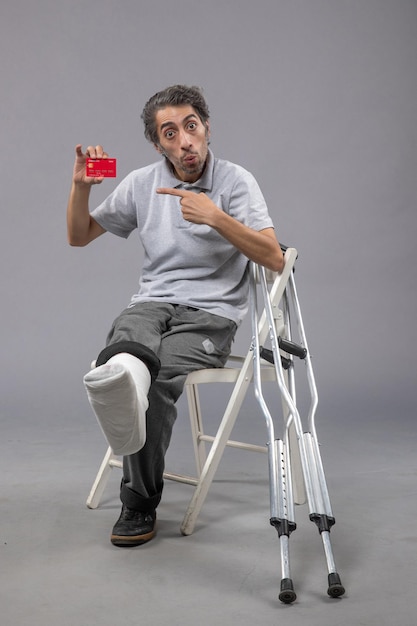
[
  {"left": 72, "top": 144, "right": 109, "bottom": 185},
  {"left": 67, "top": 144, "right": 108, "bottom": 246}
]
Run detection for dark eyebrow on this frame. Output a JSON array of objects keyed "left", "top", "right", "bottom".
[{"left": 160, "top": 113, "right": 199, "bottom": 132}]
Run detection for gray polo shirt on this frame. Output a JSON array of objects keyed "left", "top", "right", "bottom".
[{"left": 91, "top": 150, "right": 274, "bottom": 325}]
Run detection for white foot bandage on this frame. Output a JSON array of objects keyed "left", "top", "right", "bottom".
[{"left": 83, "top": 353, "right": 151, "bottom": 456}]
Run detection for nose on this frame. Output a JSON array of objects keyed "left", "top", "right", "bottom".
[{"left": 179, "top": 129, "right": 192, "bottom": 149}]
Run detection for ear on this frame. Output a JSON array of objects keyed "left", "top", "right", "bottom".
[
  {"left": 205, "top": 119, "right": 211, "bottom": 137},
  {"left": 155, "top": 143, "right": 168, "bottom": 159}
]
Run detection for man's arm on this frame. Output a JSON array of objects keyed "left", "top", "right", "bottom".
[
  {"left": 156, "top": 188, "right": 284, "bottom": 272},
  {"left": 67, "top": 144, "right": 107, "bottom": 247}
]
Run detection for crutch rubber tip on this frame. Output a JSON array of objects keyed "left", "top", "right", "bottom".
[
  {"left": 279, "top": 578, "right": 297, "bottom": 604},
  {"left": 327, "top": 573, "right": 345, "bottom": 598}
]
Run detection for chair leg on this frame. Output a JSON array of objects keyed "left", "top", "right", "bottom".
[
  {"left": 86, "top": 447, "right": 121, "bottom": 509},
  {"left": 180, "top": 363, "right": 253, "bottom": 536},
  {"left": 185, "top": 382, "right": 207, "bottom": 476}
]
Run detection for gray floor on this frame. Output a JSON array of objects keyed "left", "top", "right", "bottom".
[{"left": 2, "top": 390, "right": 416, "bottom": 626}]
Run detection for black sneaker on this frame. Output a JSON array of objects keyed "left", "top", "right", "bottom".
[{"left": 111, "top": 505, "right": 156, "bottom": 547}]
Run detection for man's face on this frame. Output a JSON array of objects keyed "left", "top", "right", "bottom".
[{"left": 154, "top": 105, "right": 210, "bottom": 183}]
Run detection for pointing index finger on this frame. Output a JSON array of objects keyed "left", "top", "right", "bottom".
[{"left": 156, "top": 187, "right": 190, "bottom": 197}]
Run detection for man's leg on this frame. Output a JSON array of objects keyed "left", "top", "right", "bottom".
[
  {"left": 83, "top": 304, "right": 167, "bottom": 457},
  {"left": 83, "top": 352, "right": 153, "bottom": 456},
  {"left": 112, "top": 305, "right": 237, "bottom": 546}
]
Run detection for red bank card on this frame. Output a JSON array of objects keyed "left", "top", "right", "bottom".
[{"left": 86, "top": 158, "right": 117, "bottom": 177}]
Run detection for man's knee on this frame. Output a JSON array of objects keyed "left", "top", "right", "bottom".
[{"left": 96, "top": 341, "right": 160, "bottom": 383}]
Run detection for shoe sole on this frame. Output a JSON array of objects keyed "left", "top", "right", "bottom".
[{"left": 110, "top": 527, "right": 156, "bottom": 547}]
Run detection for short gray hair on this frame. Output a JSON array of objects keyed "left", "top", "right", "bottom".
[{"left": 141, "top": 85, "right": 210, "bottom": 144}]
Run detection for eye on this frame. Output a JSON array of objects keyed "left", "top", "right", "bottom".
[
  {"left": 165, "top": 130, "right": 176, "bottom": 139},
  {"left": 187, "top": 122, "right": 197, "bottom": 131}
]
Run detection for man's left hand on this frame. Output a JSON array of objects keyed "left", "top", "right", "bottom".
[{"left": 156, "top": 187, "right": 220, "bottom": 227}]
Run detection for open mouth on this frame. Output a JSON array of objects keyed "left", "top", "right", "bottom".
[{"left": 183, "top": 155, "right": 197, "bottom": 165}]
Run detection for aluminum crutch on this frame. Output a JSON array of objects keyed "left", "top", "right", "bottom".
[
  {"left": 250, "top": 262, "right": 297, "bottom": 603},
  {"left": 285, "top": 269, "right": 345, "bottom": 599},
  {"left": 250, "top": 262, "right": 345, "bottom": 603}
]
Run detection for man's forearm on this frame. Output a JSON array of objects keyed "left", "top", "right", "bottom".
[
  {"left": 67, "top": 183, "right": 104, "bottom": 246},
  {"left": 212, "top": 212, "right": 284, "bottom": 272}
]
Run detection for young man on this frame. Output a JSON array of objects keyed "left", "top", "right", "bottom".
[{"left": 67, "top": 85, "right": 284, "bottom": 547}]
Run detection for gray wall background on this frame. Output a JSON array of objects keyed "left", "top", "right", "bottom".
[{"left": 1, "top": 0, "right": 416, "bottom": 431}]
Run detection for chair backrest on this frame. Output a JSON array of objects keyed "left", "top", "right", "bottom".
[{"left": 251, "top": 247, "right": 298, "bottom": 348}]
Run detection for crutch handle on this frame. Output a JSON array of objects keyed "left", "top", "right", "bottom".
[
  {"left": 278, "top": 337, "right": 307, "bottom": 359},
  {"left": 260, "top": 347, "right": 292, "bottom": 370},
  {"left": 260, "top": 339, "right": 307, "bottom": 363}
]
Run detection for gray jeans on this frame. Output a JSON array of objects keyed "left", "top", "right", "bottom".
[{"left": 102, "top": 302, "right": 237, "bottom": 512}]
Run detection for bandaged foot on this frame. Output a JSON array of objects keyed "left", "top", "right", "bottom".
[{"left": 83, "top": 353, "right": 151, "bottom": 456}]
